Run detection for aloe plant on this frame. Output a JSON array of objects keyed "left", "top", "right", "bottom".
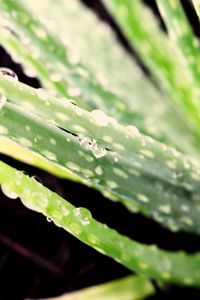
[{"left": 1, "top": 0, "right": 200, "bottom": 298}]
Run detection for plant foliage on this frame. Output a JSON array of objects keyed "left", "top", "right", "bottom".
[{"left": 1, "top": 0, "right": 200, "bottom": 297}]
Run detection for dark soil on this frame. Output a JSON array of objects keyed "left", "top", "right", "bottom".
[{"left": 1, "top": 0, "right": 200, "bottom": 299}]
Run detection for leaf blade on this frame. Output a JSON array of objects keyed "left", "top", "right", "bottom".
[
  {"left": 39, "top": 275, "right": 155, "bottom": 300},
  {"left": 1, "top": 94, "right": 200, "bottom": 235},
  {"left": 1, "top": 160, "right": 200, "bottom": 287}
]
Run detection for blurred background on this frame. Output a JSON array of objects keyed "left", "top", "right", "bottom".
[{"left": 1, "top": 0, "right": 200, "bottom": 299}]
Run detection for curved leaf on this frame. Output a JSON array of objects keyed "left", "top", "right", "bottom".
[{"left": 1, "top": 161, "right": 200, "bottom": 287}]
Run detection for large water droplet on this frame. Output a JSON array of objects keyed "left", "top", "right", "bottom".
[
  {"left": 92, "top": 143, "right": 107, "bottom": 159},
  {"left": 95, "top": 165, "right": 103, "bottom": 175},
  {"left": 79, "top": 136, "right": 107, "bottom": 159},
  {"left": 90, "top": 109, "right": 109, "bottom": 127},
  {"left": 20, "top": 189, "right": 43, "bottom": 213},
  {"left": 79, "top": 136, "right": 95, "bottom": 151},
  {"left": 1, "top": 184, "right": 18, "bottom": 199},
  {"left": 73, "top": 207, "right": 92, "bottom": 225}
]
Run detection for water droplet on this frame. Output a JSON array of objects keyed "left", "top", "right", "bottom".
[
  {"left": 17, "top": 137, "right": 32, "bottom": 147},
  {"left": 113, "top": 167, "right": 128, "bottom": 179},
  {"left": 95, "top": 165, "right": 103, "bottom": 175},
  {"left": 66, "top": 162, "right": 80, "bottom": 172},
  {"left": 50, "top": 73, "right": 62, "bottom": 82},
  {"left": 137, "top": 194, "right": 149, "bottom": 203},
  {"left": 126, "top": 125, "right": 140, "bottom": 137},
  {"left": 35, "top": 194, "right": 48, "bottom": 208},
  {"left": 56, "top": 112, "right": 69, "bottom": 121},
  {"left": 61, "top": 205, "right": 70, "bottom": 216},
  {"left": 0, "top": 67, "right": 18, "bottom": 81},
  {"left": 47, "top": 216, "right": 52, "bottom": 222},
  {"left": 67, "top": 87, "right": 81, "bottom": 97},
  {"left": 79, "top": 136, "right": 94, "bottom": 151},
  {"left": 79, "top": 136, "right": 107, "bottom": 159},
  {"left": 114, "top": 156, "right": 119, "bottom": 163},
  {"left": 19, "top": 190, "right": 41, "bottom": 212},
  {"left": 36, "top": 88, "right": 48, "bottom": 101},
  {"left": 24, "top": 67, "right": 36, "bottom": 78},
  {"left": 140, "top": 149, "right": 154, "bottom": 158},
  {"left": 81, "top": 169, "right": 94, "bottom": 178},
  {"left": 106, "top": 180, "right": 118, "bottom": 189},
  {"left": 42, "top": 150, "right": 57, "bottom": 161},
  {"left": 92, "top": 143, "right": 107, "bottom": 159},
  {"left": 1, "top": 184, "right": 18, "bottom": 199},
  {"left": 181, "top": 204, "right": 190, "bottom": 212},
  {"left": 90, "top": 109, "right": 109, "bottom": 127},
  {"left": 73, "top": 207, "right": 92, "bottom": 225},
  {"left": 159, "top": 204, "right": 171, "bottom": 214}
]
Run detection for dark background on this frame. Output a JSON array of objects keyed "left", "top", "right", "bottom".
[{"left": 1, "top": 0, "right": 200, "bottom": 299}]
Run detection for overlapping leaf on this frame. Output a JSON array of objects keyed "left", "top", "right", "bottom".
[{"left": 1, "top": 77, "right": 200, "bottom": 235}]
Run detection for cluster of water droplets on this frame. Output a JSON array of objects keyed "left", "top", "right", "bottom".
[
  {"left": 79, "top": 135, "right": 107, "bottom": 158},
  {"left": 0, "top": 67, "right": 18, "bottom": 109}
]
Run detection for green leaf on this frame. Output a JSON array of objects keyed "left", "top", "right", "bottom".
[
  {"left": 0, "top": 0, "right": 199, "bottom": 157},
  {"left": 0, "top": 76, "right": 197, "bottom": 159},
  {"left": 156, "top": 0, "right": 200, "bottom": 84},
  {"left": 1, "top": 77, "right": 200, "bottom": 235},
  {"left": 1, "top": 160, "right": 200, "bottom": 287},
  {"left": 103, "top": 0, "right": 200, "bottom": 150},
  {"left": 192, "top": 0, "right": 200, "bottom": 19},
  {"left": 39, "top": 275, "right": 155, "bottom": 300},
  {"left": 0, "top": 0, "right": 142, "bottom": 115}
]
